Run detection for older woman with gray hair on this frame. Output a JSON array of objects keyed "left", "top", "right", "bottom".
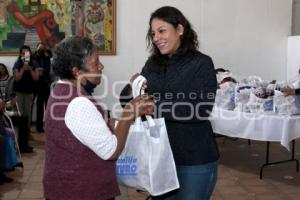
[{"left": 43, "top": 36, "right": 154, "bottom": 200}]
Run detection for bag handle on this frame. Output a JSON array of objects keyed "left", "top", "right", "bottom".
[
  {"left": 132, "top": 75, "right": 146, "bottom": 98},
  {"left": 132, "top": 75, "right": 156, "bottom": 128}
]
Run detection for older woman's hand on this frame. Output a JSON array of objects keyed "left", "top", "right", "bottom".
[{"left": 134, "top": 95, "right": 154, "bottom": 116}]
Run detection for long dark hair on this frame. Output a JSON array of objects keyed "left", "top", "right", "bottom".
[
  {"left": 0, "top": 63, "right": 9, "bottom": 76},
  {"left": 19, "top": 45, "right": 31, "bottom": 56},
  {"left": 17, "top": 45, "right": 33, "bottom": 65},
  {"left": 146, "top": 6, "right": 199, "bottom": 65}
]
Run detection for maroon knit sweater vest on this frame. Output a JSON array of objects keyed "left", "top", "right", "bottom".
[{"left": 43, "top": 83, "right": 120, "bottom": 200}]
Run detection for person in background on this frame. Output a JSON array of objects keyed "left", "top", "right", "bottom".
[
  {"left": 0, "top": 98, "right": 14, "bottom": 185},
  {"left": 0, "top": 134, "right": 13, "bottom": 185},
  {"left": 281, "top": 87, "right": 300, "bottom": 96},
  {"left": 0, "top": 63, "right": 32, "bottom": 153},
  {"left": 281, "top": 68, "right": 300, "bottom": 96},
  {"left": 0, "top": 63, "right": 14, "bottom": 99},
  {"left": 43, "top": 36, "right": 154, "bottom": 200},
  {"left": 0, "top": 98, "right": 20, "bottom": 171},
  {"left": 122, "top": 6, "right": 219, "bottom": 200},
  {"left": 12, "top": 45, "right": 42, "bottom": 132},
  {"left": 32, "top": 43, "right": 53, "bottom": 132},
  {"left": 215, "top": 67, "right": 227, "bottom": 73}
]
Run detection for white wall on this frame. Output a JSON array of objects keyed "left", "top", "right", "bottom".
[
  {"left": 0, "top": 0, "right": 293, "bottom": 115},
  {"left": 200, "top": 0, "right": 292, "bottom": 82},
  {"left": 287, "top": 36, "right": 300, "bottom": 80}
]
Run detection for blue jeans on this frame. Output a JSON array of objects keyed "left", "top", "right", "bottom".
[{"left": 152, "top": 161, "right": 218, "bottom": 200}]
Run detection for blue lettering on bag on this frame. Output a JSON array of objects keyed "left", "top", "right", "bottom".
[{"left": 116, "top": 156, "right": 138, "bottom": 176}]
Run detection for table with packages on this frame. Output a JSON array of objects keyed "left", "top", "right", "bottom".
[{"left": 210, "top": 107, "right": 300, "bottom": 178}]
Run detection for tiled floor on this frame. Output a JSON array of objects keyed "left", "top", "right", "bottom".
[{"left": 1, "top": 132, "right": 300, "bottom": 200}]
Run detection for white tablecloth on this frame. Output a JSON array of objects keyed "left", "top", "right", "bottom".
[{"left": 210, "top": 107, "right": 300, "bottom": 150}]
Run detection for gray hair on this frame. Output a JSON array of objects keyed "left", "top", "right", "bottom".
[{"left": 52, "top": 36, "right": 98, "bottom": 80}]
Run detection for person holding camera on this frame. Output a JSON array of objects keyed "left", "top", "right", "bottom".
[{"left": 12, "top": 45, "right": 42, "bottom": 133}]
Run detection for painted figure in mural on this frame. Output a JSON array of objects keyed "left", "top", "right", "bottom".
[
  {"left": 8, "top": 1, "right": 64, "bottom": 48},
  {"left": 0, "top": 0, "right": 9, "bottom": 27},
  {"left": 84, "top": 0, "right": 105, "bottom": 47},
  {"left": 47, "top": 0, "right": 74, "bottom": 36},
  {"left": 71, "top": 0, "right": 84, "bottom": 36},
  {"left": 47, "top": 0, "right": 65, "bottom": 27}
]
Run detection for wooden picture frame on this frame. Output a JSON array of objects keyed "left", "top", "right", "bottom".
[{"left": 0, "top": 0, "right": 116, "bottom": 55}]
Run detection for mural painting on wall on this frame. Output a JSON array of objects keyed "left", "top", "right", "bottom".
[{"left": 0, "top": 0, "right": 116, "bottom": 55}]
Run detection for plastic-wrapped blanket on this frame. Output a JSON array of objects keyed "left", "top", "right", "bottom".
[
  {"left": 234, "top": 84, "right": 252, "bottom": 112},
  {"left": 215, "top": 82, "right": 236, "bottom": 110},
  {"left": 273, "top": 90, "right": 300, "bottom": 115},
  {"left": 247, "top": 92, "right": 273, "bottom": 113},
  {"left": 246, "top": 86, "right": 274, "bottom": 113}
]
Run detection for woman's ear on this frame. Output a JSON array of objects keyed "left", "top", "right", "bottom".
[{"left": 177, "top": 24, "right": 184, "bottom": 35}]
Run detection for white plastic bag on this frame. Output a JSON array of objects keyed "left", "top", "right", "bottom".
[
  {"left": 116, "top": 75, "right": 179, "bottom": 196},
  {"left": 116, "top": 116, "right": 179, "bottom": 195},
  {"left": 215, "top": 82, "right": 236, "bottom": 110},
  {"left": 247, "top": 92, "right": 272, "bottom": 113}
]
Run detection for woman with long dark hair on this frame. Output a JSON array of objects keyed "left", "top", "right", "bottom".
[{"left": 140, "top": 6, "right": 219, "bottom": 199}]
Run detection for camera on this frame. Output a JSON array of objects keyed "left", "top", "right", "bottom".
[{"left": 24, "top": 51, "right": 30, "bottom": 62}]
